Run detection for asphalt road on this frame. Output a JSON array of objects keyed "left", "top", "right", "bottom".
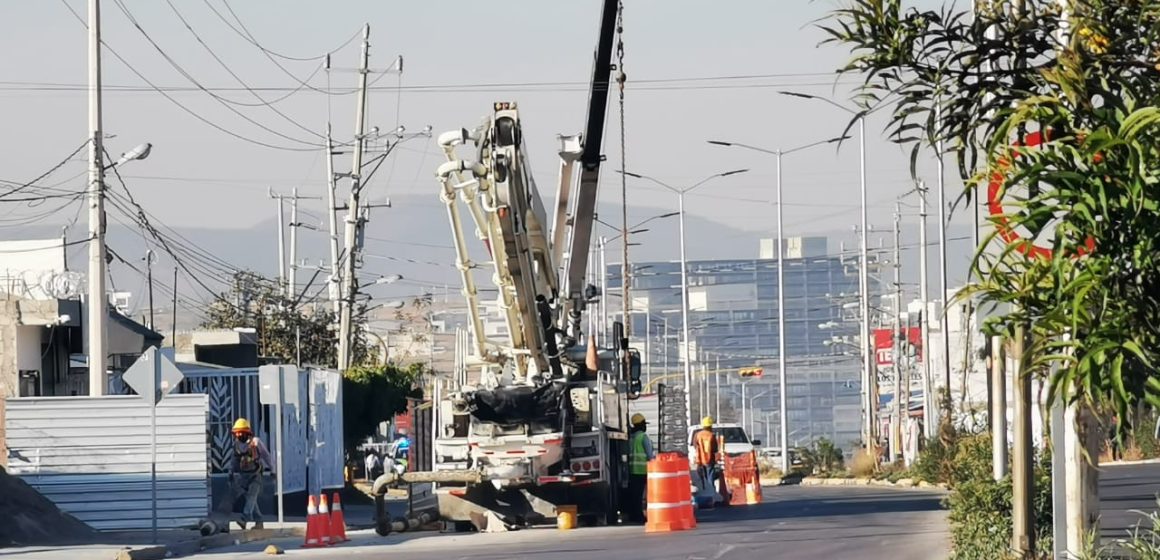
[
  {"left": 1100, "top": 462, "right": 1160, "bottom": 542},
  {"left": 193, "top": 485, "right": 950, "bottom": 560}
]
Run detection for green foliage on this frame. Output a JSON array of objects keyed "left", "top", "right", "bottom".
[
  {"left": 943, "top": 433, "right": 1054, "bottom": 560},
  {"left": 912, "top": 436, "right": 954, "bottom": 485},
  {"left": 203, "top": 271, "right": 369, "bottom": 368},
  {"left": 342, "top": 363, "right": 425, "bottom": 449},
  {"left": 796, "top": 438, "right": 844, "bottom": 475},
  {"left": 823, "top": 0, "right": 1160, "bottom": 433}
]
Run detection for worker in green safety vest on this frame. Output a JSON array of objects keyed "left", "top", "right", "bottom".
[{"left": 626, "top": 413, "right": 655, "bottom": 524}]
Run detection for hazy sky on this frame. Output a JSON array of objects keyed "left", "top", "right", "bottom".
[{"left": 1, "top": 0, "right": 970, "bottom": 311}]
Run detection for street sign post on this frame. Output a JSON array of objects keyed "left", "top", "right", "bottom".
[
  {"left": 259, "top": 365, "right": 296, "bottom": 526},
  {"left": 122, "top": 346, "right": 185, "bottom": 543}
]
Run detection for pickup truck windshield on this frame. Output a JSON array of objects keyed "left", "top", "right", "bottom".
[{"left": 689, "top": 427, "right": 750, "bottom": 446}]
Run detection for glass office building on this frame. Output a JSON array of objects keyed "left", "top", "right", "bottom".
[{"left": 607, "top": 237, "right": 885, "bottom": 451}]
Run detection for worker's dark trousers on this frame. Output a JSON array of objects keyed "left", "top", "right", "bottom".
[{"left": 626, "top": 473, "right": 647, "bottom": 523}]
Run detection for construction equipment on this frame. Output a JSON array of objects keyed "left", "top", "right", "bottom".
[{"left": 379, "top": 0, "right": 645, "bottom": 530}]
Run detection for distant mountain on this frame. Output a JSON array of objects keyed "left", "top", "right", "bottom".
[{"left": 2, "top": 194, "right": 977, "bottom": 329}]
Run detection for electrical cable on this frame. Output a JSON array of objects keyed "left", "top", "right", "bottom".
[
  {"left": 110, "top": 0, "right": 323, "bottom": 149},
  {"left": 0, "top": 140, "right": 89, "bottom": 200},
  {"left": 164, "top": 0, "right": 327, "bottom": 142},
  {"left": 57, "top": 0, "right": 320, "bottom": 153}
]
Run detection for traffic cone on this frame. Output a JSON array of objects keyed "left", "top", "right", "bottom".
[
  {"left": 317, "top": 494, "right": 334, "bottom": 546},
  {"left": 302, "top": 496, "right": 325, "bottom": 548},
  {"left": 329, "top": 492, "right": 349, "bottom": 543}
]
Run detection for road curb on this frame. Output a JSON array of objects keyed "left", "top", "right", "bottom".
[
  {"left": 112, "top": 527, "right": 305, "bottom": 560},
  {"left": 1101, "top": 458, "right": 1160, "bottom": 467},
  {"left": 798, "top": 477, "right": 949, "bottom": 491}
]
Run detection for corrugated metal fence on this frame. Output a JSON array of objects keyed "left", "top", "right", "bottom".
[{"left": 5, "top": 395, "right": 210, "bottom": 531}]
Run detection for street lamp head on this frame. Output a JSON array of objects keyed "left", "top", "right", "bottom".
[
  {"left": 108, "top": 143, "right": 153, "bottom": 169},
  {"left": 658, "top": 212, "right": 679, "bottom": 218},
  {"left": 122, "top": 143, "right": 152, "bottom": 162},
  {"left": 618, "top": 169, "right": 644, "bottom": 179},
  {"left": 720, "top": 169, "right": 749, "bottom": 177},
  {"left": 706, "top": 140, "right": 733, "bottom": 147}
]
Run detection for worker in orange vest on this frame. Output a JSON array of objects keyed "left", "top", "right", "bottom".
[{"left": 693, "top": 416, "right": 720, "bottom": 492}]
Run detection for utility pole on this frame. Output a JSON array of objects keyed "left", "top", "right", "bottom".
[
  {"left": 599, "top": 236, "right": 609, "bottom": 345},
  {"left": 714, "top": 355, "right": 721, "bottom": 421},
  {"left": 285, "top": 188, "right": 322, "bottom": 305},
  {"left": 269, "top": 190, "right": 288, "bottom": 297},
  {"left": 1011, "top": 324, "right": 1034, "bottom": 557},
  {"left": 289, "top": 188, "right": 299, "bottom": 299},
  {"left": 918, "top": 183, "right": 934, "bottom": 439},
  {"left": 337, "top": 24, "right": 371, "bottom": 371},
  {"left": 87, "top": 0, "right": 108, "bottom": 396},
  {"left": 892, "top": 202, "right": 903, "bottom": 462},
  {"left": 325, "top": 124, "right": 341, "bottom": 316},
  {"left": 171, "top": 267, "right": 178, "bottom": 347},
  {"left": 144, "top": 250, "right": 155, "bottom": 330}
]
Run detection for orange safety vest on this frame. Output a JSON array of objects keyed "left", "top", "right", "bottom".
[{"left": 694, "top": 429, "right": 718, "bottom": 467}]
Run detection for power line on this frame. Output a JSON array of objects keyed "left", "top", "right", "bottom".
[
  {"left": 0, "top": 140, "right": 89, "bottom": 200},
  {"left": 0, "top": 74, "right": 856, "bottom": 94},
  {"left": 109, "top": 0, "right": 323, "bottom": 149},
  {"left": 163, "top": 0, "right": 326, "bottom": 142},
  {"left": 57, "top": 0, "right": 320, "bottom": 153}
]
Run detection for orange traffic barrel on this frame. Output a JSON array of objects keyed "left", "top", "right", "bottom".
[{"left": 645, "top": 452, "right": 697, "bottom": 533}]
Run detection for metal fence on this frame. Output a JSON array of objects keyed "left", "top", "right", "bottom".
[
  {"left": 5, "top": 395, "right": 210, "bottom": 531},
  {"left": 177, "top": 366, "right": 344, "bottom": 497}
]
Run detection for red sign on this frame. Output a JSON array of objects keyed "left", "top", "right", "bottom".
[
  {"left": 987, "top": 131, "right": 1095, "bottom": 258},
  {"left": 394, "top": 402, "right": 413, "bottom": 434},
  {"left": 873, "top": 327, "right": 923, "bottom": 366}
]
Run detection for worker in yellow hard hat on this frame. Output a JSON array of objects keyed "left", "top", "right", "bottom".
[
  {"left": 693, "top": 416, "right": 720, "bottom": 495},
  {"left": 625, "top": 413, "right": 655, "bottom": 524},
  {"left": 228, "top": 418, "right": 273, "bottom": 530}
]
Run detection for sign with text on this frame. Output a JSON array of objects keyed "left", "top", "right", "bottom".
[{"left": 873, "top": 327, "right": 923, "bottom": 366}]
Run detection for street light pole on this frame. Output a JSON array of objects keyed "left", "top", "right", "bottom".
[
  {"left": 621, "top": 170, "right": 749, "bottom": 427},
  {"left": 777, "top": 92, "right": 875, "bottom": 452},
  {"left": 858, "top": 116, "right": 874, "bottom": 451},
  {"left": 707, "top": 135, "right": 844, "bottom": 468},
  {"left": 775, "top": 150, "right": 790, "bottom": 473},
  {"left": 677, "top": 191, "right": 693, "bottom": 426}
]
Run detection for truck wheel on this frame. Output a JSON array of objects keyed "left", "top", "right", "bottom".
[{"left": 375, "top": 519, "right": 392, "bottom": 537}]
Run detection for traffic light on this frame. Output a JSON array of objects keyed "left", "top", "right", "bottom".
[{"left": 738, "top": 366, "right": 764, "bottom": 378}]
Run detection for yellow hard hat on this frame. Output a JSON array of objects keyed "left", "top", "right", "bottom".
[
  {"left": 701, "top": 416, "right": 714, "bottom": 428},
  {"left": 631, "top": 413, "right": 647, "bottom": 426},
  {"left": 232, "top": 418, "right": 252, "bottom": 433}
]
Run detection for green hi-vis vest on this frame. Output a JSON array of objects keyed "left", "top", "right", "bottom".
[{"left": 630, "top": 431, "right": 649, "bottom": 475}]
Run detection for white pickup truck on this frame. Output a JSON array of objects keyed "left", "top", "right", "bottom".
[{"left": 686, "top": 423, "right": 761, "bottom": 467}]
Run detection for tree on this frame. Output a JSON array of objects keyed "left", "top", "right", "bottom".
[
  {"left": 822, "top": 0, "right": 1160, "bottom": 431},
  {"left": 342, "top": 363, "right": 425, "bottom": 448},
  {"left": 203, "top": 271, "right": 369, "bottom": 368}
]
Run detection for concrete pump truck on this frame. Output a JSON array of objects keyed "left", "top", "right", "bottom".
[{"left": 372, "top": 0, "right": 652, "bottom": 530}]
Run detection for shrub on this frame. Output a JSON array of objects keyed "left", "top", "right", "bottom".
[
  {"left": 797, "top": 438, "right": 844, "bottom": 476},
  {"left": 848, "top": 448, "right": 877, "bottom": 478},
  {"left": 944, "top": 433, "right": 1054, "bottom": 560}
]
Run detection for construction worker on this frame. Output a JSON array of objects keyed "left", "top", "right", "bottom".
[
  {"left": 229, "top": 418, "right": 273, "bottom": 530},
  {"left": 693, "top": 416, "right": 720, "bottom": 494},
  {"left": 626, "top": 413, "right": 655, "bottom": 523}
]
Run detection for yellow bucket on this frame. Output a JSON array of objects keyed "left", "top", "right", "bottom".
[{"left": 556, "top": 505, "right": 578, "bottom": 530}]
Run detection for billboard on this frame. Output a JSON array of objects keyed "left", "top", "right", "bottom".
[{"left": 873, "top": 327, "right": 923, "bottom": 366}]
